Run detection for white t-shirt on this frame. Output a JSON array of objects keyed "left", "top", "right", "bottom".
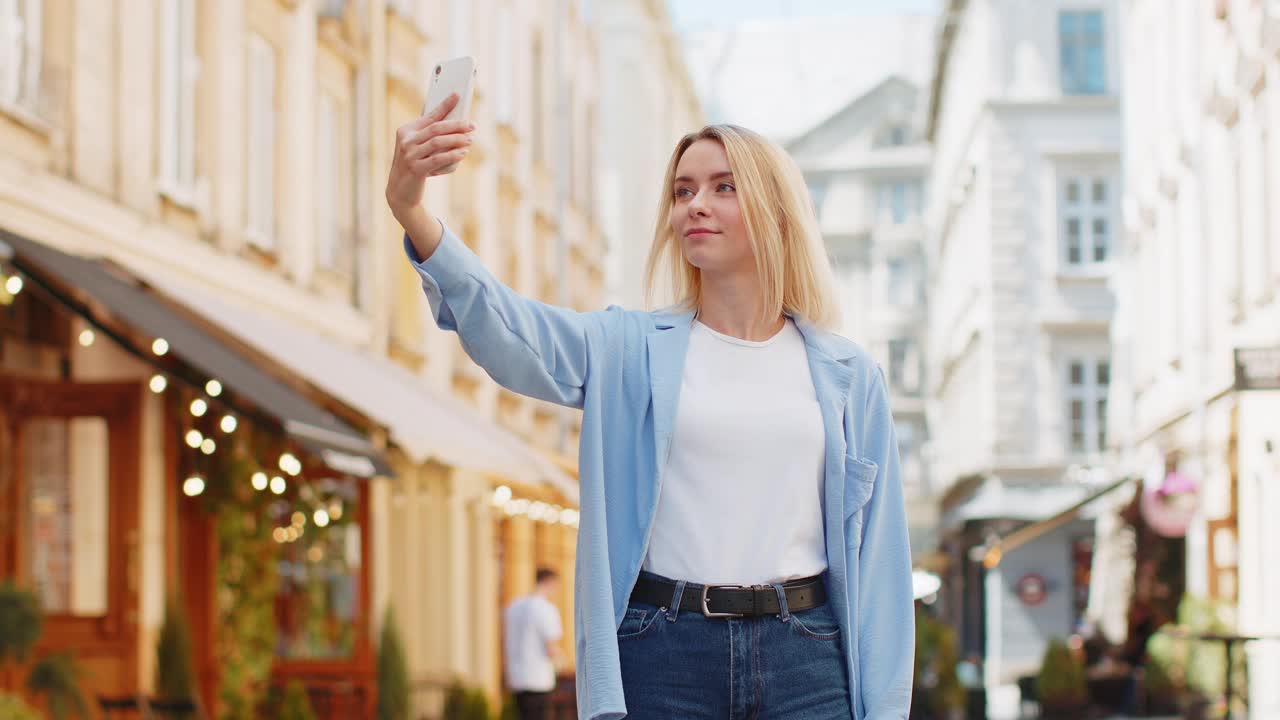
[
  {"left": 642, "top": 317, "right": 828, "bottom": 586},
  {"left": 502, "top": 594, "right": 562, "bottom": 692}
]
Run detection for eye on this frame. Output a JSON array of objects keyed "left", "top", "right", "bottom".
[
  {"left": 717, "top": 183, "right": 735, "bottom": 192},
  {"left": 674, "top": 187, "right": 693, "bottom": 198}
]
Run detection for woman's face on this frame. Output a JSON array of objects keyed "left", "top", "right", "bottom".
[{"left": 668, "top": 139, "right": 752, "bottom": 276}]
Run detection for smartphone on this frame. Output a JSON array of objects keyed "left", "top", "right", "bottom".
[{"left": 423, "top": 56, "right": 477, "bottom": 174}]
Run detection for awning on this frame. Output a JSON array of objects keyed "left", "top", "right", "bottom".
[
  {"left": 2, "top": 229, "right": 392, "bottom": 478},
  {"left": 941, "top": 475, "right": 1109, "bottom": 529},
  {"left": 125, "top": 262, "right": 579, "bottom": 502},
  {"left": 980, "top": 477, "right": 1135, "bottom": 569}
]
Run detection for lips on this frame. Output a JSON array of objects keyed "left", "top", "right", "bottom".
[{"left": 685, "top": 229, "right": 718, "bottom": 237}]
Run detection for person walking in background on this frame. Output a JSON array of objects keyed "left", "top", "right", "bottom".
[
  {"left": 503, "top": 568, "right": 564, "bottom": 720},
  {"left": 387, "top": 92, "right": 913, "bottom": 719}
]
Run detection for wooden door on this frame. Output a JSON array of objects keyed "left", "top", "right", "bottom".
[{"left": 0, "top": 376, "right": 142, "bottom": 704}]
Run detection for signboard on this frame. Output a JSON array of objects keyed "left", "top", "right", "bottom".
[
  {"left": 1015, "top": 573, "right": 1049, "bottom": 606},
  {"left": 1235, "top": 347, "right": 1280, "bottom": 390}
]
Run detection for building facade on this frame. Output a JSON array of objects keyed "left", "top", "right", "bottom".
[
  {"left": 925, "top": 0, "right": 1123, "bottom": 688},
  {"left": 596, "top": 0, "right": 703, "bottom": 311},
  {"left": 0, "top": 0, "right": 653, "bottom": 715},
  {"left": 1115, "top": 0, "right": 1280, "bottom": 715},
  {"left": 786, "top": 76, "right": 936, "bottom": 557}
]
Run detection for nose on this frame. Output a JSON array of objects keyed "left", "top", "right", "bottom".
[{"left": 687, "top": 188, "right": 710, "bottom": 216}]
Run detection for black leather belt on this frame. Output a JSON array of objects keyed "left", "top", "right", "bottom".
[{"left": 629, "top": 572, "right": 827, "bottom": 618}]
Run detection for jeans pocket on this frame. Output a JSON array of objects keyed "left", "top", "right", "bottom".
[
  {"left": 617, "top": 605, "right": 662, "bottom": 640},
  {"left": 787, "top": 604, "right": 842, "bottom": 642}
]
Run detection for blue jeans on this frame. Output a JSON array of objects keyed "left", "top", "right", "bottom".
[{"left": 617, "top": 572, "right": 852, "bottom": 719}]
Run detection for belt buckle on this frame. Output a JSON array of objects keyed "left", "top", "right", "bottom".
[{"left": 700, "top": 584, "right": 745, "bottom": 618}]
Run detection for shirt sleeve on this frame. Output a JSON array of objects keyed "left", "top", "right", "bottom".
[{"left": 540, "top": 601, "right": 564, "bottom": 642}]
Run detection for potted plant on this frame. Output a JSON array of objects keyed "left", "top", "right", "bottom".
[
  {"left": 0, "top": 581, "right": 89, "bottom": 720},
  {"left": 376, "top": 608, "right": 410, "bottom": 720},
  {"left": 1035, "top": 639, "right": 1088, "bottom": 719},
  {"left": 154, "top": 597, "right": 199, "bottom": 718}
]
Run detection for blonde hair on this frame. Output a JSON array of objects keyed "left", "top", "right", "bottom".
[{"left": 643, "top": 124, "right": 841, "bottom": 330}]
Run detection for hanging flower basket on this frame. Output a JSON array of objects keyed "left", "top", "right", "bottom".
[{"left": 1140, "top": 470, "right": 1199, "bottom": 538}]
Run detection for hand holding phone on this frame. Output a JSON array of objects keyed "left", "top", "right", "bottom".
[{"left": 422, "top": 56, "right": 477, "bottom": 174}]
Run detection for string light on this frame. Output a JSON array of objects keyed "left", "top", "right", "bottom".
[
  {"left": 151, "top": 338, "right": 169, "bottom": 356},
  {"left": 492, "top": 486, "right": 513, "bottom": 506},
  {"left": 313, "top": 508, "right": 331, "bottom": 528},
  {"left": 220, "top": 415, "right": 237, "bottom": 433},
  {"left": 183, "top": 476, "right": 206, "bottom": 497},
  {"left": 185, "top": 430, "right": 203, "bottom": 448},
  {"left": 278, "top": 453, "right": 301, "bottom": 477},
  {"left": 78, "top": 329, "right": 95, "bottom": 347},
  {"left": 149, "top": 374, "right": 168, "bottom": 394},
  {"left": 190, "top": 398, "right": 208, "bottom": 417},
  {"left": 291, "top": 511, "right": 306, "bottom": 527},
  {"left": 327, "top": 500, "right": 342, "bottom": 520},
  {"left": 273, "top": 528, "right": 288, "bottom": 543},
  {"left": 5, "top": 275, "right": 22, "bottom": 295},
  {"left": 270, "top": 476, "right": 286, "bottom": 495},
  {"left": 251, "top": 472, "right": 269, "bottom": 491},
  {"left": 205, "top": 380, "right": 222, "bottom": 397},
  {"left": 200, "top": 438, "right": 216, "bottom": 455}
]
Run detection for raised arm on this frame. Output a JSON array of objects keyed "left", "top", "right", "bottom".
[{"left": 386, "top": 95, "right": 609, "bottom": 408}]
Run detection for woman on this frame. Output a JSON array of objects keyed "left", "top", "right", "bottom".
[{"left": 386, "top": 93, "right": 914, "bottom": 720}]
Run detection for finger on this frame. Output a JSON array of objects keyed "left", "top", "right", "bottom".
[
  {"left": 411, "top": 132, "right": 472, "bottom": 161},
  {"left": 415, "top": 147, "right": 468, "bottom": 175},
  {"left": 409, "top": 119, "right": 474, "bottom": 146},
  {"left": 422, "top": 92, "right": 459, "bottom": 124}
]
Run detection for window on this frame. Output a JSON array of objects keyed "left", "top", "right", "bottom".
[
  {"left": 887, "top": 257, "right": 916, "bottom": 306},
  {"left": 1066, "top": 357, "right": 1109, "bottom": 454},
  {"left": 315, "top": 91, "right": 349, "bottom": 272},
  {"left": 23, "top": 417, "right": 109, "bottom": 616},
  {"left": 888, "top": 338, "right": 920, "bottom": 393},
  {"left": 273, "top": 478, "right": 363, "bottom": 659},
  {"left": 159, "top": 0, "right": 197, "bottom": 198},
  {"left": 1060, "top": 174, "right": 1113, "bottom": 267},
  {"left": 245, "top": 34, "right": 276, "bottom": 249},
  {"left": 808, "top": 180, "right": 828, "bottom": 219},
  {"left": 1059, "top": 10, "right": 1105, "bottom": 95},
  {"left": 494, "top": 3, "right": 514, "bottom": 126},
  {"left": 875, "top": 180, "right": 922, "bottom": 224},
  {"left": 876, "top": 124, "right": 910, "bottom": 148},
  {"left": 0, "top": 0, "right": 42, "bottom": 111}
]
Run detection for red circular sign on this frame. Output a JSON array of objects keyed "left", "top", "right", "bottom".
[{"left": 1016, "top": 573, "right": 1048, "bottom": 606}]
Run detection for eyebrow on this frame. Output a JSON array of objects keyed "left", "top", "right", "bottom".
[{"left": 673, "top": 171, "right": 734, "bottom": 183}]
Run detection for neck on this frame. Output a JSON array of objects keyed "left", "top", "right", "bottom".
[{"left": 696, "top": 269, "right": 785, "bottom": 341}]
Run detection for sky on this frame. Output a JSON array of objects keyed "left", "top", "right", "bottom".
[{"left": 665, "top": 0, "right": 940, "bottom": 141}]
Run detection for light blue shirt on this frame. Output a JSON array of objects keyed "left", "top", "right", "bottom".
[{"left": 405, "top": 225, "right": 914, "bottom": 720}]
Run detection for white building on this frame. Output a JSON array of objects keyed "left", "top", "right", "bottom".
[
  {"left": 786, "top": 76, "right": 937, "bottom": 556},
  {"left": 1116, "top": 0, "right": 1280, "bottom": 716},
  {"left": 595, "top": 0, "right": 704, "bottom": 311},
  {"left": 925, "top": 0, "right": 1123, "bottom": 691}
]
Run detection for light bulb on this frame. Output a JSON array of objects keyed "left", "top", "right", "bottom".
[
  {"left": 183, "top": 476, "right": 206, "bottom": 497},
  {"left": 251, "top": 472, "right": 268, "bottom": 491},
  {"left": 149, "top": 375, "right": 168, "bottom": 394},
  {"left": 220, "top": 415, "right": 237, "bottom": 433},
  {"left": 314, "top": 509, "right": 331, "bottom": 528},
  {"left": 190, "top": 398, "right": 208, "bottom": 417},
  {"left": 200, "top": 438, "right": 216, "bottom": 455},
  {"left": 205, "top": 380, "right": 223, "bottom": 397},
  {"left": 4, "top": 275, "right": 22, "bottom": 295},
  {"left": 185, "top": 430, "right": 203, "bottom": 448},
  {"left": 78, "top": 329, "right": 95, "bottom": 347},
  {"left": 152, "top": 338, "right": 170, "bottom": 356},
  {"left": 270, "top": 476, "right": 286, "bottom": 495}
]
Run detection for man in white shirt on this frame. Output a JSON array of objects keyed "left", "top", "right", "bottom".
[{"left": 502, "top": 568, "right": 564, "bottom": 720}]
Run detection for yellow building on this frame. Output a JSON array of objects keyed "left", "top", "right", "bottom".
[{"left": 0, "top": 0, "right": 622, "bottom": 716}]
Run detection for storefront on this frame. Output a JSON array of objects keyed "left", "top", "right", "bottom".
[{"left": 0, "top": 229, "right": 392, "bottom": 717}]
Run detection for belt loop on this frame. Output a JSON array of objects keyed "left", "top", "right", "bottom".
[
  {"left": 771, "top": 583, "right": 791, "bottom": 622},
  {"left": 666, "top": 580, "right": 687, "bottom": 622}
]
